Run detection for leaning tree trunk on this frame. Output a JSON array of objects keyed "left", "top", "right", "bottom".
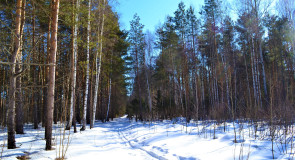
[
  {"left": 91, "top": 0, "right": 106, "bottom": 128},
  {"left": 15, "top": 0, "right": 26, "bottom": 135},
  {"left": 66, "top": 0, "right": 80, "bottom": 131},
  {"left": 7, "top": 0, "right": 23, "bottom": 149},
  {"left": 45, "top": 0, "right": 60, "bottom": 151}
]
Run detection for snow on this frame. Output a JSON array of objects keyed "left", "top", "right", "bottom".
[{"left": 1, "top": 116, "right": 295, "bottom": 160}]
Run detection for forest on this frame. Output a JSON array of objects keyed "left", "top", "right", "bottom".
[{"left": 0, "top": 0, "right": 295, "bottom": 159}]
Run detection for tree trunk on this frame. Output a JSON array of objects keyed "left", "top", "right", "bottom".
[
  {"left": 0, "top": 72, "right": 2, "bottom": 125},
  {"left": 66, "top": 0, "right": 80, "bottom": 131},
  {"left": 135, "top": 46, "right": 143, "bottom": 120},
  {"left": 15, "top": 0, "right": 26, "bottom": 135},
  {"left": 106, "top": 78, "right": 111, "bottom": 121},
  {"left": 76, "top": 89, "right": 81, "bottom": 124},
  {"left": 81, "top": 0, "right": 91, "bottom": 131},
  {"left": 145, "top": 64, "right": 152, "bottom": 112},
  {"left": 251, "top": 37, "right": 258, "bottom": 107},
  {"left": 143, "top": 43, "right": 152, "bottom": 113},
  {"left": 258, "top": 39, "right": 269, "bottom": 105},
  {"left": 32, "top": 1, "right": 39, "bottom": 129},
  {"left": 221, "top": 52, "right": 231, "bottom": 112},
  {"left": 87, "top": 81, "right": 91, "bottom": 124},
  {"left": 106, "top": 52, "right": 112, "bottom": 121},
  {"left": 201, "top": 59, "right": 206, "bottom": 116},
  {"left": 45, "top": 0, "right": 60, "bottom": 150},
  {"left": 7, "top": 0, "right": 23, "bottom": 149},
  {"left": 43, "top": 14, "right": 51, "bottom": 128},
  {"left": 91, "top": 0, "right": 106, "bottom": 128}
]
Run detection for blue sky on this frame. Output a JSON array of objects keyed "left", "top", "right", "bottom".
[
  {"left": 112, "top": 0, "right": 279, "bottom": 33},
  {"left": 114, "top": 0, "right": 204, "bottom": 32}
]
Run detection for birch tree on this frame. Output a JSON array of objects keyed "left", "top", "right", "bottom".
[
  {"left": 66, "top": 0, "right": 80, "bottom": 131},
  {"left": 91, "top": 0, "right": 106, "bottom": 128},
  {"left": 145, "top": 31, "right": 153, "bottom": 113},
  {"left": 81, "top": 0, "right": 91, "bottom": 131}
]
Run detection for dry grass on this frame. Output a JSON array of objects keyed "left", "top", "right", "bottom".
[{"left": 16, "top": 154, "right": 30, "bottom": 160}]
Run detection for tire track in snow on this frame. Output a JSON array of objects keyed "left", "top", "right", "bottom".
[{"left": 117, "top": 127, "right": 167, "bottom": 160}]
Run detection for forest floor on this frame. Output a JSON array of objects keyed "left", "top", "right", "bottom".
[{"left": 1, "top": 116, "right": 294, "bottom": 160}]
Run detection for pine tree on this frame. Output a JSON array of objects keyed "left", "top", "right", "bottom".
[
  {"left": 221, "top": 16, "right": 235, "bottom": 114},
  {"left": 186, "top": 5, "right": 200, "bottom": 119},
  {"left": 15, "top": 0, "right": 26, "bottom": 135},
  {"left": 128, "top": 14, "right": 146, "bottom": 120},
  {"left": 201, "top": 0, "right": 221, "bottom": 112},
  {"left": 45, "top": 0, "right": 60, "bottom": 150},
  {"left": 7, "top": 0, "right": 23, "bottom": 149}
]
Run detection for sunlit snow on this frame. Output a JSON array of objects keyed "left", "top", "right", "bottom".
[{"left": 1, "top": 116, "right": 294, "bottom": 160}]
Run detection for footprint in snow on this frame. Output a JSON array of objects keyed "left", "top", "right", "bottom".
[
  {"left": 173, "top": 154, "right": 198, "bottom": 160},
  {"left": 152, "top": 146, "right": 168, "bottom": 154}
]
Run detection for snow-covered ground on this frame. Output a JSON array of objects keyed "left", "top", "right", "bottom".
[{"left": 1, "top": 116, "right": 295, "bottom": 160}]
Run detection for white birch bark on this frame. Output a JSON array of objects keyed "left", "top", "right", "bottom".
[
  {"left": 251, "top": 36, "right": 258, "bottom": 107},
  {"left": 66, "top": 0, "right": 79, "bottom": 130},
  {"left": 145, "top": 34, "right": 153, "bottom": 112},
  {"left": 81, "top": 0, "right": 91, "bottom": 131},
  {"left": 145, "top": 64, "right": 152, "bottom": 112},
  {"left": 92, "top": 0, "right": 106, "bottom": 128}
]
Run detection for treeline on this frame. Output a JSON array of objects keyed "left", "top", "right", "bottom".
[
  {"left": 127, "top": 0, "right": 295, "bottom": 123},
  {"left": 0, "top": 0, "right": 294, "bottom": 151},
  {"left": 0, "top": 0, "right": 129, "bottom": 149}
]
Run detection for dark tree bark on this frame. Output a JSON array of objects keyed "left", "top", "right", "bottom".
[
  {"left": 45, "top": 0, "right": 60, "bottom": 150},
  {"left": 32, "top": 1, "right": 39, "bottom": 130},
  {"left": 43, "top": 13, "right": 51, "bottom": 128},
  {"left": 7, "top": 0, "right": 23, "bottom": 149},
  {"left": 15, "top": 0, "right": 26, "bottom": 135}
]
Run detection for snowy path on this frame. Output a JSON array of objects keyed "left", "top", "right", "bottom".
[
  {"left": 59, "top": 118, "right": 160, "bottom": 160},
  {"left": 116, "top": 119, "right": 167, "bottom": 160},
  {"left": 1, "top": 116, "right": 294, "bottom": 160}
]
